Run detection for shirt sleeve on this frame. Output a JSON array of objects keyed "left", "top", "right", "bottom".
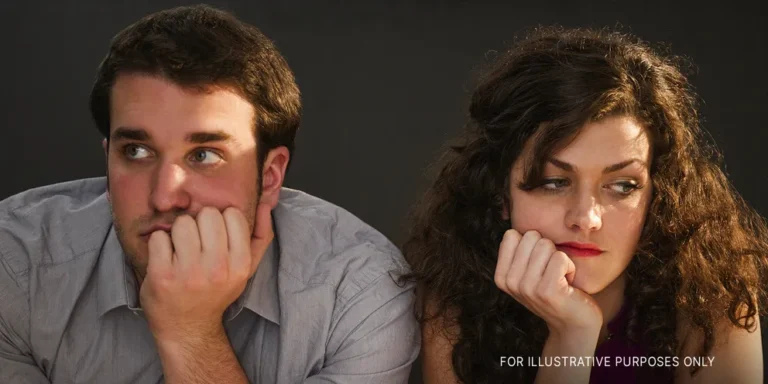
[
  {"left": 303, "top": 271, "right": 421, "bottom": 384},
  {"left": 0, "top": 253, "right": 51, "bottom": 384}
]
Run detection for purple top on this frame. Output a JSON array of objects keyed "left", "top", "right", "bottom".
[{"left": 589, "top": 304, "right": 673, "bottom": 384}]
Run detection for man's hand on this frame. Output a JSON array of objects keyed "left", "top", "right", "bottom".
[{"left": 140, "top": 203, "right": 274, "bottom": 342}]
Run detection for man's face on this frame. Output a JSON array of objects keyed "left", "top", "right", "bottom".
[{"left": 106, "top": 73, "right": 260, "bottom": 275}]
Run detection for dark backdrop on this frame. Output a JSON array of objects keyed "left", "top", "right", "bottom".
[{"left": 1, "top": 1, "right": 765, "bottom": 383}]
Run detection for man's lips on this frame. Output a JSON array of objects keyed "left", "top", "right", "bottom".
[
  {"left": 140, "top": 225, "right": 173, "bottom": 241},
  {"left": 555, "top": 242, "right": 604, "bottom": 257}
]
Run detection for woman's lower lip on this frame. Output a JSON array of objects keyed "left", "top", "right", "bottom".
[{"left": 556, "top": 245, "right": 603, "bottom": 257}]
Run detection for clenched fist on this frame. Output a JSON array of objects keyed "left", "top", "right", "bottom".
[
  {"left": 140, "top": 203, "right": 274, "bottom": 342},
  {"left": 494, "top": 229, "right": 602, "bottom": 336}
]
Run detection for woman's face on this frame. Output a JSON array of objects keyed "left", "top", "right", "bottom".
[{"left": 507, "top": 115, "right": 653, "bottom": 295}]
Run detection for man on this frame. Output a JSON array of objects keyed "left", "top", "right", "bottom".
[{"left": 0, "top": 5, "right": 419, "bottom": 383}]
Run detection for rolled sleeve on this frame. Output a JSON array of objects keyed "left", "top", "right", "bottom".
[{"left": 304, "top": 273, "right": 420, "bottom": 384}]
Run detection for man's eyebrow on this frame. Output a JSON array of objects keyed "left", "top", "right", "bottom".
[
  {"left": 186, "top": 131, "right": 234, "bottom": 144},
  {"left": 111, "top": 127, "right": 150, "bottom": 142},
  {"left": 109, "top": 128, "right": 235, "bottom": 144},
  {"left": 548, "top": 158, "right": 648, "bottom": 173}
]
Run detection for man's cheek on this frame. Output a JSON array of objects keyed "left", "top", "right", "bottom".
[
  {"left": 187, "top": 186, "right": 249, "bottom": 211},
  {"left": 112, "top": 174, "right": 151, "bottom": 203}
]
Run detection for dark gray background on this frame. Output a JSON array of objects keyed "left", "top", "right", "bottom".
[{"left": 1, "top": 1, "right": 766, "bottom": 383}]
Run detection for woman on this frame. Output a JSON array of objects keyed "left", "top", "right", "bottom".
[{"left": 403, "top": 26, "right": 768, "bottom": 383}]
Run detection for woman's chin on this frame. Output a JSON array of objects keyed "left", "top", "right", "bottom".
[
  {"left": 570, "top": 274, "right": 605, "bottom": 295},
  {"left": 571, "top": 269, "right": 627, "bottom": 297}
]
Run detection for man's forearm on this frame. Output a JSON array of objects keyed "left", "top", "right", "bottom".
[{"left": 154, "top": 326, "right": 250, "bottom": 384}]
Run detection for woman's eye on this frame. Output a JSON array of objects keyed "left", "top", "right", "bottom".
[
  {"left": 609, "top": 181, "right": 639, "bottom": 195},
  {"left": 190, "top": 149, "right": 223, "bottom": 165},
  {"left": 541, "top": 179, "right": 570, "bottom": 190}
]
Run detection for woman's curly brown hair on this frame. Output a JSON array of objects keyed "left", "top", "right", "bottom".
[{"left": 402, "top": 26, "right": 768, "bottom": 383}]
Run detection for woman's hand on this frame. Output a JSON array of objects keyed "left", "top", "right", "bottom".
[{"left": 494, "top": 229, "right": 603, "bottom": 337}]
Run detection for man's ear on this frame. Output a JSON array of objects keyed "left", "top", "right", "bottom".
[
  {"left": 259, "top": 146, "right": 290, "bottom": 209},
  {"left": 102, "top": 138, "right": 108, "bottom": 156}
]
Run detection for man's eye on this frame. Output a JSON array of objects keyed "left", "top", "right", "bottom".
[
  {"left": 123, "top": 144, "right": 151, "bottom": 160},
  {"left": 190, "top": 149, "right": 223, "bottom": 165}
]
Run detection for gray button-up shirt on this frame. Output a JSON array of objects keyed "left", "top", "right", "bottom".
[{"left": 0, "top": 177, "right": 420, "bottom": 383}]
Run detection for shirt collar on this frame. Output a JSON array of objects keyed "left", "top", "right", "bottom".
[
  {"left": 95, "top": 221, "right": 281, "bottom": 326},
  {"left": 225, "top": 238, "right": 280, "bottom": 325},
  {"left": 95, "top": 225, "right": 140, "bottom": 317}
]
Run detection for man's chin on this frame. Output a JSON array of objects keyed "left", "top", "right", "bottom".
[
  {"left": 126, "top": 255, "right": 148, "bottom": 283},
  {"left": 116, "top": 239, "right": 146, "bottom": 270}
]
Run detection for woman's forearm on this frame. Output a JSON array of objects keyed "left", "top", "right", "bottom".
[{"left": 533, "top": 328, "right": 600, "bottom": 384}]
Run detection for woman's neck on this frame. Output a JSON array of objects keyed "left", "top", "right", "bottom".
[{"left": 590, "top": 272, "right": 627, "bottom": 342}]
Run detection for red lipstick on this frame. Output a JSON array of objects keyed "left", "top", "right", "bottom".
[{"left": 555, "top": 242, "right": 603, "bottom": 257}]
